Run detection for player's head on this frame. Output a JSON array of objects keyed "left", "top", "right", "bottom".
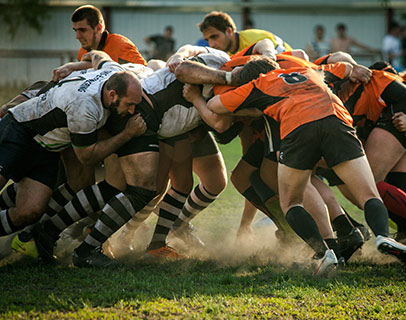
[
  {"left": 369, "top": 61, "right": 398, "bottom": 75},
  {"left": 71, "top": 5, "right": 105, "bottom": 51},
  {"left": 314, "top": 25, "right": 325, "bottom": 39},
  {"left": 336, "top": 23, "right": 347, "bottom": 36},
  {"left": 105, "top": 71, "right": 143, "bottom": 116},
  {"left": 198, "top": 11, "right": 236, "bottom": 52},
  {"left": 239, "top": 56, "right": 280, "bottom": 84}
]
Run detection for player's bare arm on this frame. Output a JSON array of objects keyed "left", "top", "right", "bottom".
[
  {"left": 73, "top": 113, "right": 146, "bottom": 166},
  {"left": 182, "top": 83, "right": 232, "bottom": 133}
]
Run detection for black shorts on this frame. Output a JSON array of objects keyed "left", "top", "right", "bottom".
[
  {"left": 191, "top": 131, "right": 219, "bottom": 158},
  {"left": 242, "top": 138, "right": 264, "bottom": 168},
  {"left": 116, "top": 134, "right": 159, "bottom": 157},
  {"left": 160, "top": 129, "right": 219, "bottom": 158},
  {"left": 315, "top": 167, "right": 344, "bottom": 186},
  {"left": 0, "top": 115, "right": 60, "bottom": 188},
  {"left": 279, "top": 115, "right": 365, "bottom": 170},
  {"left": 375, "top": 107, "right": 406, "bottom": 149},
  {"left": 263, "top": 115, "right": 280, "bottom": 162}
]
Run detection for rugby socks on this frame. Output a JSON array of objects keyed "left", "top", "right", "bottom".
[
  {"left": 332, "top": 214, "right": 354, "bottom": 237},
  {"left": 285, "top": 205, "right": 328, "bottom": 257},
  {"left": 172, "top": 183, "right": 219, "bottom": 230},
  {"left": 43, "top": 181, "right": 120, "bottom": 241},
  {"left": 40, "top": 183, "right": 75, "bottom": 222},
  {"left": 376, "top": 181, "right": 406, "bottom": 219},
  {"left": 0, "top": 209, "right": 17, "bottom": 235},
  {"left": 147, "top": 188, "right": 187, "bottom": 250},
  {"left": 76, "top": 186, "right": 155, "bottom": 257},
  {"left": 324, "top": 238, "right": 340, "bottom": 258},
  {"left": 121, "top": 199, "right": 159, "bottom": 234},
  {"left": 364, "top": 198, "right": 389, "bottom": 237},
  {"left": 0, "top": 183, "right": 17, "bottom": 210}
]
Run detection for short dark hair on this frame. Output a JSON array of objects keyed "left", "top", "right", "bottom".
[
  {"left": 198, "top": 11, "right": 236, "bottom": 33},
  {"left": 71, "top": 5, "right": 104, "bottom": 29},
  {"left": 105, "top": 71, "right": 135, "bottom": 98},
  {"left": 240, "top": 56, "right": 279, "bottom": 84},
  {"left": 315, "top": 25, "right": 325, "bottom": 32},
  {"left": 165, "top": 25, "right": 173, "bottom": 33},
  {"left": 336, "top": 23, "right": 346, "bottom": 31},
  {"left": 369, "top": 61, "right": 398, "bottom": 74}
]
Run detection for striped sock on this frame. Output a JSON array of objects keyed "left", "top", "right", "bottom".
[
  {"left": 43, "top": 181, "right": 120, "bottom": 241},
  {"left": 173, "top": 183, "right": 219, "bottom": 230},
  {"left": 0, "top": 209, "right": 17, "bottom": 236},
  {"left": 147, "top": 188, "right": 187, "bottom": 250},
  {"left": 0, "top": 183, "right": 17, "bottom": 210},
  {"left": 77, "top": 187, "right": 155, "bottom": 256}
]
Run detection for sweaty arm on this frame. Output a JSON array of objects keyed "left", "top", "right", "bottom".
[
  {"left": 166, "top": 44, "right": 209, "bottom": 72},
  {"left": 175, "top": 60, "right": 240, "bottom": 86},
  {"left": 182, "top": 84, "right": 232, "bottom": 132},
  {"left": 81, "top": 50, "right": 114, "bottom": 70},
  {"left": 72, "top": 113, "right": 146, "bottom": 166}
]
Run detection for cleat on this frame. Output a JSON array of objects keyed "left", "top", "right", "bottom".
[
  {"left": 144, "top": 246, "right": 183, "bottom": 260},
  {"left": 72, "top": 246, "right": 119, "bottom": 268},
  {"left": 313, "top": 249, "right": 338, "bottom": 277},
  {"left": 11, "top": 234, "right": 39, "bottom": 259},
  {"left": 357, "top": 225, "right": 371, "bottom": 242},
  {"left": 338, "top": 228, "right": 364, "bottom": 262},
  {"left": 376, "top": 235, "right": 406, "bottom": 262},
  {"left": 171, "top": 224, "right": 205, "bottom": 249},
  {"left": 32, "top": 223, "right": 57, "bottom": 263}
]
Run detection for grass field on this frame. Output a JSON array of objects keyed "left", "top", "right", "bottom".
[{"left": 1, "top": 87, "right": 406, "bottom": 319}]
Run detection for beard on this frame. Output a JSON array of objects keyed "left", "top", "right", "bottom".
[{"left": 109, "top": 98, "right": 124, "bottom": 117}]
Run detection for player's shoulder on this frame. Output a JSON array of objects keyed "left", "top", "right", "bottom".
[{"left": 107, "top": 33, "right": 135, "bottom": 45}]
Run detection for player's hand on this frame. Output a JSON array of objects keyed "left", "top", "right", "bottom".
[
  {"left": 392, "top": 112, "right": 406, "bottom": 132},
  {"left": 52, "top": 63, "right": 76, "bottom": 82},
  {"left": 183, "top": 84, "right": 202, "bottom": 103},
  {"left": 124, "top": 113, "right": 147, "bottom": 137},
  {"left": 349, "top": 64, "right": 372, "bottom": 84},
  {"left": 166, "top": 54, "right": 184, "bottom": 73}
]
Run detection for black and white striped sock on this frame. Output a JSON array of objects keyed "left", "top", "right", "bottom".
[
  {"left": 173, "top": 183, "right": 219, "bottom": 230},
  {"left": 0, "top": 183, "right": 17, "bottom": 210},
  {"left": 0, "top": 209, "right": 17, "bottom": 236},
  {"left": 77, "top": 187, "right": 156, "bottom": 255},
  {"left": 147, "top": 187, "right": 187, "bottom": 250},
  {"left": 43, "top": 181, "right": 120, "bottom": 241}
]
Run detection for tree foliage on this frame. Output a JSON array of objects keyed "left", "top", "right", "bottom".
[{"left": 0, "top": 0, "right": 50, "bottom": 38}]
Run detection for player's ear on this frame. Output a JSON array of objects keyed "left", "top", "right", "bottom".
[
  {"left": 95, "top": 23, "right": 103, "bottom": 33},
  {"left": 225, "top": 27, "right": 234, "bottom": 37}
]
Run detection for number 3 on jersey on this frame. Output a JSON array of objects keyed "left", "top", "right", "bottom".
[{"left": 278, "top": 72, "right": 308, "bottom": 84}]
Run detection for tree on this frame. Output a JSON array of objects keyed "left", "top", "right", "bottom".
[{"left": 0, "top": 0, "right": 50, "bottom": 38}]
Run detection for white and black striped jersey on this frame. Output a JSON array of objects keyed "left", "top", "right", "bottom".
[{"left": 9, "top": 62, "right": 128, "bottom": 152}]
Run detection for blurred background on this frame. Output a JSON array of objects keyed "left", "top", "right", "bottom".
[{"left": 0, "top": 0, "right": 405, "bottom": 86}]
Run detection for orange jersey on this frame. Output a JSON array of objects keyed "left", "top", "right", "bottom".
[
  {"left": 219, "top": 64, "right": 352, "bottom": 139},
  {"left": 276, "top": 53, "right": 317, "bottom": 69},
  {"left": 77, "top": 31, "right": 147, "bottom": 66},
  {"left": 338, "top": 70, "right": 402, "bottom": 125}
]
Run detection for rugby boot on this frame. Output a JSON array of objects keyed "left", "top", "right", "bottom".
[
  {"left": 11, "top": 234, "right": 39, "bottom": 259},
  {"left": 72, "top": 246, "right": 119, "bottom": 268},
  {"left": 170, "top": 224, "right": 205, "bottom": 249},
  {"left": 144, "top": 246, "right": 183, "bottom": 260},
  {"left": 338, "top": 227, "right": 364, "bottom": 262},
  {"left": 313, "top": 249, "right": 338, "bottom": 277},
  {"left": 376, "top": 235, "right": 406, "bottom": 262}
]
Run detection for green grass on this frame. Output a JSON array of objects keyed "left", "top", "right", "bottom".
[{"left": 1, "top": 88, "right": 406, "bottom": 319}]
